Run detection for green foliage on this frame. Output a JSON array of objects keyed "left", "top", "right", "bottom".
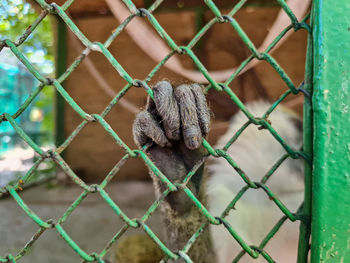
[
  {"left": 35, "top": 86, "right": 54, "bottom": 138},
  {"left": 0, "top": 0, "right": 55, "bottom": 139},
  {"left": 0, "top": 0, "right": 54, "bottom": 74}
]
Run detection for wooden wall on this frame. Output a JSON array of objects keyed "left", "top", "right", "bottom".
[{"left": 60, "top": 5, "right": 307, "bottom": 182}]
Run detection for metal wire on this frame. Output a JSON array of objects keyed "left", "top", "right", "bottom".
[{"left": 0, "top": 0, "right": 312, "bottom": 262}]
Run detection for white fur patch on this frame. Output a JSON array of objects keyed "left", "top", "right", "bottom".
[{"left": 207, "top": 100, "right": 304, "bottom": 263}]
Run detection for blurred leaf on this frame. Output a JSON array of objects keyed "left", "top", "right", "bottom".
[
  {"left": 0, "top": 0, "right": 54, "bottom": 74},
  {"left": 1, "top": 0, "right": 54, "bottom": 141}
]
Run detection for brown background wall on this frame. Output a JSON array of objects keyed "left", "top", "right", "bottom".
[{"left": 60, "top": 4, "right": 307, "bottom": 182}]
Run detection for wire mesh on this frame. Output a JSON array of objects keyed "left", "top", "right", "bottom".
[{"left": 0, "top": 0, "right": 312, "bottom": 262}]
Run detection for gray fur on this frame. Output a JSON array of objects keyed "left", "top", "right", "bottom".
[
  {"left": 190, "top": 83, "right": 211, "bottom": 135},
  {"left": 174, "top": 84, "right": 202, "bottom": 150},
  {"left": 133, "top": 111, "right": 171, "bottom": 148},
  {"left": 207, "top": 100, "right": 303, "bottom": 263},
  {"left": 133, "top": 81, "right": 214, "bottom": 263},
  {"left": 153, "top": 81, "right": 181, "bottom": 140}
]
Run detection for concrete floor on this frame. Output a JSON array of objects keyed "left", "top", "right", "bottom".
[{"left": 0, "top": 182, "right": 163, "bottom": 263}]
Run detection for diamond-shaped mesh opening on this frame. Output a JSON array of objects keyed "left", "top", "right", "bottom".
[
  {"left": 59, "top": 120, "right": 136, "bottom": 182},
  {"left": 57, "top": 191, "right": 133, "bottom": 253},
  {"left": 0, "top": 196, "right": 42, "bottom": 257},
  {"left": 0, "top": 0, "right": 313, "bottom": 262}
]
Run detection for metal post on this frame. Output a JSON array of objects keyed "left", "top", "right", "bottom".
[{"left": 311, "top": 1, "right": 350, "bottom": 262}]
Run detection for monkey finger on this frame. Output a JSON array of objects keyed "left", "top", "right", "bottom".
[
  {"left": 152, "top": 81, "right": 181, "bottom": 141},
  {"left": 190, "top": 83, "right": 211, "bottom": 135},
  {"left": 133, "top": 111, "right": 171, "bottom": 148},
  {"left": 174, "top": 84, "right": 202, "bottom": 150}
]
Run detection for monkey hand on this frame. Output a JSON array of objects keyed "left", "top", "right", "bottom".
[{"left": 133, "top": 80, "right": 211, "bottom": 213}]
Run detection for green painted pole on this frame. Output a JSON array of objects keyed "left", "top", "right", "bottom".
[{"left": 311, "top": 1, "right": 350, "bottom": 262}]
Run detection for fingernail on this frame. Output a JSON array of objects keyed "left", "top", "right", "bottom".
[{"left": 186, "top": 135, "right": 200, "bottom": 150}]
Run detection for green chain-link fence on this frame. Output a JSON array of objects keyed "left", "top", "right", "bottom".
[{"left": 1, "top": 0, "right": 348, "bottom": 262}]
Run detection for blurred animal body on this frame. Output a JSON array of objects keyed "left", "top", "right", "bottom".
[
  {"left": 208, "top": 100, "right": 304, "bottom": 263},
  {"left": 133, "top": 81, "right": 215, "bottom": 263}
]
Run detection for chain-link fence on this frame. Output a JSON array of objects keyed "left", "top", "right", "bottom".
[{"left": 0, "top": 0, "right": 314, "bottom": 262}]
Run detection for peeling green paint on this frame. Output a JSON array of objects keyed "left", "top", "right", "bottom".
[{"left": 311, "top": 0, "right": 350, "bottom": 262}]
